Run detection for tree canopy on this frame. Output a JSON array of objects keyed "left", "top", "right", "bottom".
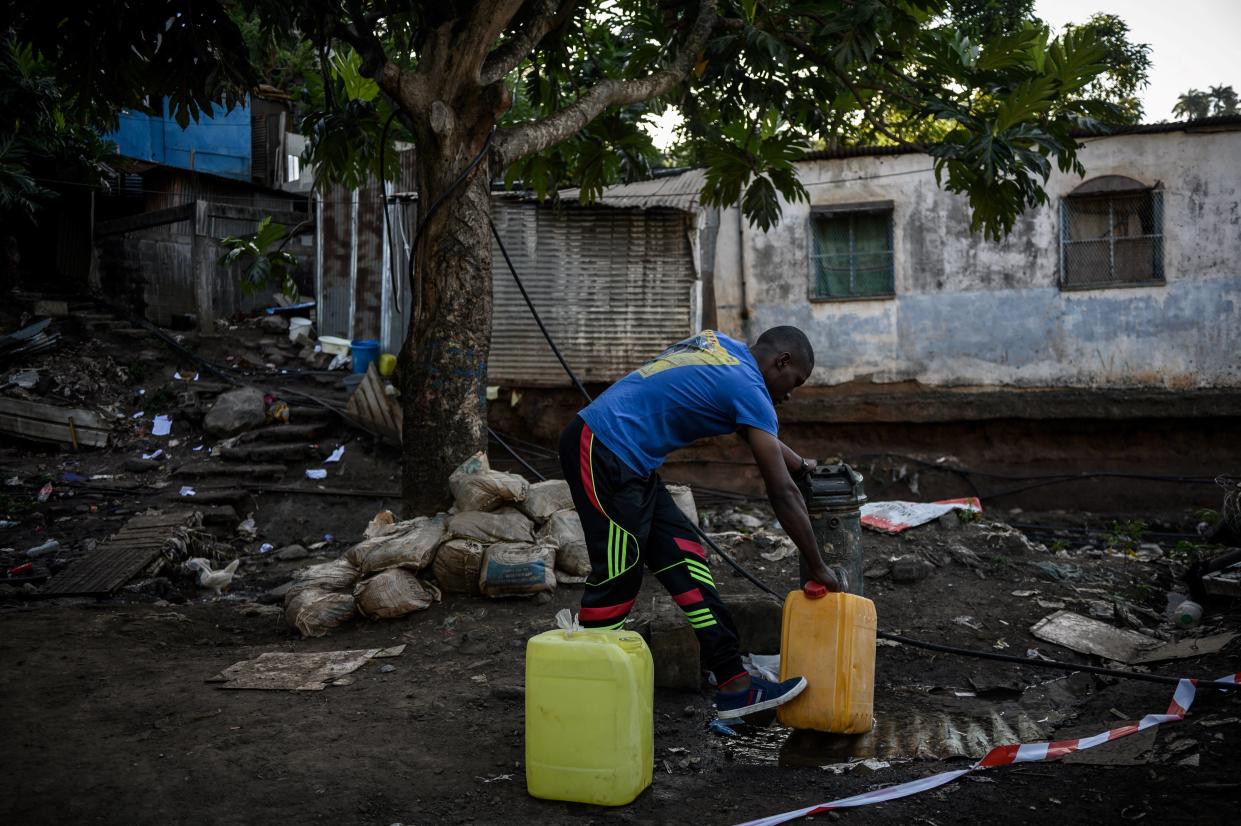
[{"left": 7, "top": 1, "right": 1127, "bottom": 240}]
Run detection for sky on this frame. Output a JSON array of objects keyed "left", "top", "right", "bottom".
[{"left": 1035, "top": 0, "right": 1241, "bottom": 121}]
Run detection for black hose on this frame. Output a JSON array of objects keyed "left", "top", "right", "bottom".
[
  {"left": 489, "top": 217, "right": 594, "bottom": 403},
  {"left": 877, "top": 632, "right": 1240, "bottom": 692},
  {"left": 488, "top": 427, "right": 547, "bottom": 481}
]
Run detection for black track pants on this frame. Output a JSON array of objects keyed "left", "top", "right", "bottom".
[{"left": 558, "top": 415, "right": 745, "bottom": 685}]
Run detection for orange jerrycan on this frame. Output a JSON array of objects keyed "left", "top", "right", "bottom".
[
  {"left": 777, "top": 582, "right": 877, "bottom": 733},
  {"left": 525, "top": 625, "right": 653, "bottom": 805}
]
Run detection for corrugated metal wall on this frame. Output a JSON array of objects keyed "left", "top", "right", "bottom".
[
  {"left": 316, "top": 151, "right": 417, "bottom": 351},
  {"left": 315, "top": 179, "right": 697, "bottom": 381},
  {"left": 488, "top": 200, "right": 697, "bottom": 385}
]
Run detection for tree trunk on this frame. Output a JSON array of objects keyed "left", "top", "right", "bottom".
[{"left": 398, "top": 123, "right": 496, "bottom": 515}]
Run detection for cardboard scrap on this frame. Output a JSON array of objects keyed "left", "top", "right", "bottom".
[
  {"left": 1031, "top": 612, "right": 1237, "bottom": 665},
  {"left": 207, "top": 644, "right": 406, "bottom": 691},
  {"left": 1029, "top": 611, "right": 1160, "bottom": 663}
]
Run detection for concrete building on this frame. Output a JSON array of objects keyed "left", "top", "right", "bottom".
[{"left": 491, "top": 117, "right": 1241, "bottom": 512}]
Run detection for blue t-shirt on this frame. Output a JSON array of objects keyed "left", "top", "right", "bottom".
[{"left": 579, "top": 331, "right": 779, "bottom": 476}]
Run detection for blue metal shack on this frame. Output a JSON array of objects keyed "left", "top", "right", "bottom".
[{"left": 106, "top": 99, "right": 252, "bottom": 181}]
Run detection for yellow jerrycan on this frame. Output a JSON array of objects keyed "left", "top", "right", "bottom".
[
  {"left": 777, "top": 581, "right": 877, "bottom": 734},
  {"left": 525, "top": 624, "right": 653, "bottom": 805}
]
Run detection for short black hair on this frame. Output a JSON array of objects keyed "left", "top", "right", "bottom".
[{"left": 756, "top": 326, "right": 814, "bottom": 369}]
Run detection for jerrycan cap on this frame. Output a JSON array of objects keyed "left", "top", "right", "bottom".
[{"left": 803, "top": 581, "right": 829, "bottom": 599}]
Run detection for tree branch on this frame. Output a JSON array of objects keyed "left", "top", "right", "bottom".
[
  {"left": 494, "top": 0, "right": 718, "bottom": 167},
  {"left": 480, "top": 0, "right": 579, "bottom": 86}
]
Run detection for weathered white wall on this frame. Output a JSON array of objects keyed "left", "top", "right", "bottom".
[{"left": 712, "top": 127, "right": 1241, "bottom": 389}]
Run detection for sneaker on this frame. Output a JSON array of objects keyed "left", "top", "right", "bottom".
[{"left": 714, "top": 675, "right": 808, "bottom": 719}]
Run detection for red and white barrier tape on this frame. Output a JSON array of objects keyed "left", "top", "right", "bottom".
[{"left": 734, "top": 672, "right": 1239, "bottom": 826}]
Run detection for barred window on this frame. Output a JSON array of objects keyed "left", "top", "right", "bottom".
[
  {"left": 1060, "top": 176, "right": 1164, "bottom": 290},
  {"left": 809, "top": 202, "right": 894, "bottom": 300}
]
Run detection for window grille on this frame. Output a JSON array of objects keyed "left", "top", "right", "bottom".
[
  {"left": 1060, "top": 188, "right": 1163, "bottom": 289},
  {"left": 809, "top": 205, "right": 894, "bottom": 299}
]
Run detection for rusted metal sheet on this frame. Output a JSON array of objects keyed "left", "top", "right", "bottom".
[{"left": 489, "top": 199, "right": 697, "bottom": 385}]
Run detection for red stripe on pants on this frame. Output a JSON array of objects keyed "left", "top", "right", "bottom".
[
  {"left": 578, "top": 423, "right": 604, "bottom": 514},
  {"left": 580, "top": 598, "right": 636, "bottom": 622},
  {"left": 672, "top": 588, "right": 704, "bottom": 607},
  {"left": 674, "top": 536, "right": 707, "bottom": 560}
]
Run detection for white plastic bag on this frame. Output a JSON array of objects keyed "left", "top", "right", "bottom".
[{"left": 554, "top": 607, "right": 582, "bottom": 637}]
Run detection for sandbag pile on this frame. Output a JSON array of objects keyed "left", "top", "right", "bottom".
[
  {"left": 282, "top": 450, "right": 699, "bottom": 636},
  {"left": 284, "top": 514, "right": 445, "bottom": 637},
  {"left": 442, "top": 455, "right": 559, "bottom": 598}
]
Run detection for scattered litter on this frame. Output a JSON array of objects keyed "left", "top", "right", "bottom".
[
  {"left": 142, "top": 449, "right": 163, "bottom": 460},
  {"left": 0, "top": 520, "right": 17, "bottom": 529},
  {"left": 477, "top": 774, "right": 512, "bottom": 783},
  {"left": 860, "top": 498, "right": 982, "bottom": 534},
  {"left": 179, "top": 486, "right": 196, "bottom": 497},
  {"left": 152, "top": 415, "right": 172, "bottom": 436},
  {"left": 1026, "top": 648, "right": 1055, "bottom": 662},
  {"left": 325, "top": 445, "right": 345, "bottom": 463},
  {"left": 993, "top": 638, "right": 1009, "bottom": 650},
  {"left": 10, "top": 369, "right": 39, "bottom": 389},
  {"left": 24, "top": 539, "right": 61, "bottom": 558},
  {"left": 1030, "top": 610, "right": 1159, "bottom": 663},
  {"left": 237, "top": 516, "right": 257, "bottom": 539},
  {"left": 207, "top": 648, "right": 396, "bottom": 690},
  {"left": 953, "top": 616, "right": 983, "bottom": 630},
  {"left": 709, "top": 719, "right": 739, "bottom": 736},
  {"left": 305, "top": 468, "right": 328, "bottom": 480},
  {"left": 172, "top": 371, "right": 199, "bottom": 381},
  {"left": 742, "top": 653, "right": 781, "bottom": 682},
  {"left": 132, "top": 411, "right": 144, "bottom": 419},
  {"left": 1036, "top": 598, "right": 1066, "bottom": 610},
  {"left": 259, "top": 543, "right": 274, "bottom": 554},
  {"left": 378, "top": 663, "right": 396, "bottom": 674},
  {"left": 192, "top": 444, "right": 204, "bottom": 452},
  {"left": 1033, "top": 561, "right": 1083, "bottom": 581},
  {"left": 1011, "top": 590, "right": 1038, "bottom": 598},
  {"left": 37, "top": 482, "right": 53, "bottom": 502},
  {"left": 185, "top": 558, "right": 241, "bottom": 594},
  {"left": 89, "top": 474, "right": 114, "bottom": 481}
]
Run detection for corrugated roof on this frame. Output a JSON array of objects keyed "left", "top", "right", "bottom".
[{"left": 557, "top": 167, "right": 707, "bottom": 211}]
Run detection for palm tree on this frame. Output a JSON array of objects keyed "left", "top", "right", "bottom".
[
  {"left": 1173, "top": 88, "right": 1212, "bottom": 120},
  {"left": 1208, "top": 84, "right": 1239, "bottom": 116}
]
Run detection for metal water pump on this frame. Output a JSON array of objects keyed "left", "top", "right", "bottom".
[{"left": 797, "top": 462, "right": 867, "bottom": 596}]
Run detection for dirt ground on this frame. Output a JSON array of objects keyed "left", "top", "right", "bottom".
[{"left": 2, "top": 304, "right": 1239, "bottom": 825}]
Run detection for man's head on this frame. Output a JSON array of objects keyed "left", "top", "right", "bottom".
[{"left": 751, "top": 326, "right": 814, "bottom": 405}]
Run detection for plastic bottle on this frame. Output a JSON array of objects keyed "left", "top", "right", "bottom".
[
  {"left": 1173, "top": 600, "right": 1203, "bottom": 628},
  {"left": 777, "top": 581, "right": 877, "bottom": 734},
  {"left": 525, "top": 627, "right": 653, "bottom": 805}
]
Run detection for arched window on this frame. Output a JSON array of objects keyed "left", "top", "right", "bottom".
[{"left": 1059, "top": 176, "right": 1163, "bottom": 290}]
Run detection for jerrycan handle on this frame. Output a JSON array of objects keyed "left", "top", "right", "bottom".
[{"left": 803, "top": 581, "right": 828, "bottom": 599}]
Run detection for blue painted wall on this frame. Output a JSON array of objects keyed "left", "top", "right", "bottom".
[{"left": 106, "top": 98, "right": 251, "bottom": 181}]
